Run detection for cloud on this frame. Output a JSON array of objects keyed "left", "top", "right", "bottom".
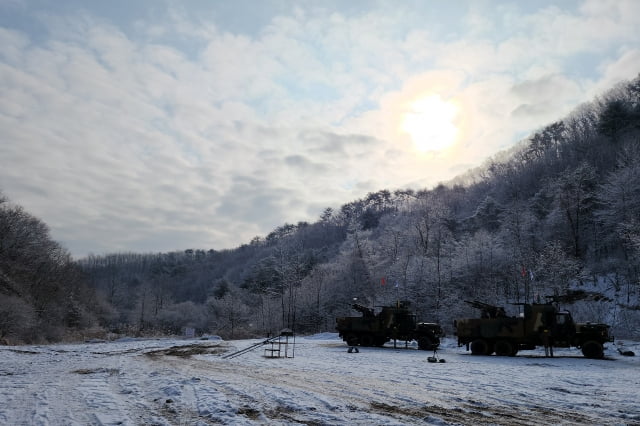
[
  {"left": 509, "top": 74, "right": 582, "bottom": 119},
  {"left": 594, "top": 49, "right": 640, "bottom": 95}
]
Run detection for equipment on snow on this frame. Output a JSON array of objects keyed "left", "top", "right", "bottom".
[
  {"left": 455, "top": 299, "right": 613, "bottom": 359},
  {"left": 336, "top": 301, "right": 443, "bottom": 350}
]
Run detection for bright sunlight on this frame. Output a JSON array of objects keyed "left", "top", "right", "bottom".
[{"left": 401, "top": 95, "right": 459, "bottom": 152}]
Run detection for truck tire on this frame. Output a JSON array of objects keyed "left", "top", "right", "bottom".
[
  {"left": 346, "top": 334, "right": 359, "bottom": 347},
  {"left": 470, "top": 339, "right": 491, "bottom": 355},
  {"left": 359, "top": 334, "right": 375, "bottom": 347},
  {"left": 418, "top": 336, "right": 434, "bottom": 350},
  {"left": 494, "top": 340, "right": 514, "bottom": 357},
  {"left": 374, "top": 337, "right": 388, "bottom": 347},
  {"left": 581, "top": 340, "right": 604, "bottom": 359}
]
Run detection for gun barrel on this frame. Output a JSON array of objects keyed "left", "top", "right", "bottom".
[
  {"left": 464, "top": 300, "right": 497, "bottom": 309},
  {"left": 352, "top": 303, "right": 375, "bottom": 317},
  {"left": 464, "top": 300, "right": 507, "bottom": 318}
]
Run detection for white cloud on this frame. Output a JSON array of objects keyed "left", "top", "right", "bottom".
[{"left": 594, "top": 49, "right": 640, "bottom": 95}]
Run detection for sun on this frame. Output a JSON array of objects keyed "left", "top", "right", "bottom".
[{"left": 401, "top": 95, "right": 459, "bottom": 152}]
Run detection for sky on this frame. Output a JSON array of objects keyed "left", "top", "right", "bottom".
[{"left": 1, "top": 0, "right": 639, "bottom": 258}]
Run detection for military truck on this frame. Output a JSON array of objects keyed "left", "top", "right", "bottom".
[
  {"left": 336, "top": 301, "right": 443, "bottom": 350},
  {"left": 455, "top": 300, "right": 613, "bottom": 359}
]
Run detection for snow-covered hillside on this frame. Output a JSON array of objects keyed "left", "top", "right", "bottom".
[{"left": 1, "top": 334, "right": 638, "bottom": 425}]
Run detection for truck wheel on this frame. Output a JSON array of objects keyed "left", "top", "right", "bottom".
[
  {"left": 418, "top": 336, "right": 434, "bottom": 350},
  {"left": 359, "top": 334, "right": 375, "bottom": 347},
  {"left": 581, "top": 340, "right": 604, "bottom": 359},
  {"left": 470, "top": 339, "right": 490, "bottom": 355},
  {"left": 346, "top": 334, "right": 359, "bottom": 347},
  {"left": 494, "top": 340, "right": 514, "bottom": 356},
  {"left": 374, "top": 337, "right": 388, "bottom": 347}
]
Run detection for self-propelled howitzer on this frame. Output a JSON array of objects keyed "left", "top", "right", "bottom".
[
  {"left": 336, "top": 301, "right": 443, "bottom": 350},
  {"left": 454, "top": 300, "right": 613, "bottom": 358}
]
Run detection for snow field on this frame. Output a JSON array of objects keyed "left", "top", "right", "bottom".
[{"left": 0, "top": 334, "right": 638, "bottom": 425}]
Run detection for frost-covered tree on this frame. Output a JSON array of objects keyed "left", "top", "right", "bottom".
[
  {"left": 595, "top": 146, "right": 640, "bottom": 303},
  {"left": 0, "top": 295, "right": 36, "bottom": 343},
  {"left": 596, "top": 146, "right": 640, "bottom": 249},
  {"left": 207, "top": 287, "right": 252, "bottom": 339},
  {"left": 0, "top": 192, "right": 98, "bottom": 342},
  {"left": 532, "top": 241, "right": 584, "bottom": 299},
  {"left": 549, "top": 162, "right": 597, "bottom": 258}
]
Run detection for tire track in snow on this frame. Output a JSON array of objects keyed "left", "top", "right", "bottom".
[
  {"left": 148, "top": 344, "right": 627, "bottom": 425},
  {"left": 151, "top": 353, "right": 458, "bottom": 424}
]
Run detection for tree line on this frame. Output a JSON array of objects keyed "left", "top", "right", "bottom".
[{"left": 0, "top": 195, "right": 100, "bottom": 343}]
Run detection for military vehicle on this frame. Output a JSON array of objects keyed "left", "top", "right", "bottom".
[
  {"left": 455, "top": 300, "right": 613, "bottom": 359},
  {"left": 336, "top": 301, "right": 443, "bottom": 350}
]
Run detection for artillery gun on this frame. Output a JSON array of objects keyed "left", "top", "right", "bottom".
[
  {"left": 455, "top": 300, "right": 613, "bottom": 358},
  {"left": 336, "top": 301, "right": 443, "bottom": 350}
]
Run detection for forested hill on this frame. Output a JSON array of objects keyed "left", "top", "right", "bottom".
[{"left": 2, "top": 75, "right": 640, "bottom": 344}]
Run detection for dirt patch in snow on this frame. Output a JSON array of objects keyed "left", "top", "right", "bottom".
[
  {"left": 144, "top": 343, "right": 228, "bottom": 358},
  {"left": 368, "top": 399, "right": 596, "bottom": 425}
]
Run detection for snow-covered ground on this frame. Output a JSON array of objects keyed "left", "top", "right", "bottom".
[{"left": 1, "top": 334, "right": 638, "bottom": 425}]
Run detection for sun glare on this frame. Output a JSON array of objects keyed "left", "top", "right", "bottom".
[{"left": 401, "top": 95, "right": 459, "bottom": 152}]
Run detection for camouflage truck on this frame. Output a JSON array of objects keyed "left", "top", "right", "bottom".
[
  {"left": 336, "top": 301, "right": 443, "bottom": 350},
  {"left": 455, "top": 300, "right": 613, "bottom": 359}
]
